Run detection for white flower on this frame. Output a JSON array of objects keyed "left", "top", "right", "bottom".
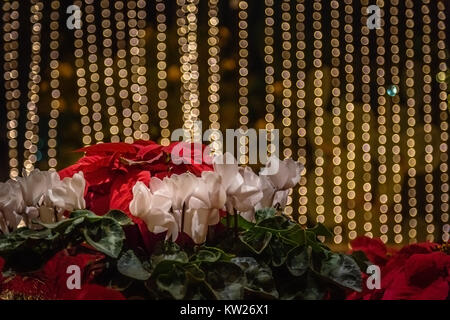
[
  {"left": 17, "top": 169, "right": 61, "bottom": 207},
  {"left": 129, "top": 181, "right": 178, "bottom": 241},
  {"left": 260, "top": 156, "right": 303, "bottom": 190},
  {"left": 149, "top": 172, "right": 198, "bottom": 227},
  {"left": 0, "top": 180, "right": 24, "bottom": 233},
  {"left": 213, "top": 153, "right": 263, "bottom": 214},
  {"left": 183, "top": 171, "right": 226, "bottom": 244},
  {"left": 46, "top": 171, "right": 86, "bottom": 212}
]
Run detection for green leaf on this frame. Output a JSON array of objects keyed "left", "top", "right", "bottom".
[
  {"left": 308, "top": 223, "right": 333, "bottom": 238},
  {"left": 155, "top": 264, "right": 187, "bottom": 299},
  {"left": 239, "top": 229, "right": 272, "bottom": 254},
  {"left": 231, "top": 257, "right": 278, "bottom": 299},
  {"left": 286, "top": 246, "right": 310, "bottom": 277},
  {"left": 319, "top": 251, "right": 362, "bottom": 292},
  {"left": 267, "top": 234, "right": 297, "bottom": 267},
  {"left": 70, "top": 209, "right": 98, "bottom": 219},
  {"left": 256, "top": 215, "right": 293, "bottom": 231},
  {"left": 105, "top": 210, "right": 134, "bottom": 226},
  {"left": 151, "top": 241, "right": 189, "bottom": 267},
  {"left": 255, "top": 207, "right": 276, "bottom": 223},
  {"left": 220, "top": 214, "right": 254, "bottom": 230},
  {"left": 82, "top": 218, "right": 124, "bottom": 258},
  {"left": 280, "top": 225, "right": 306, "bottom": 246},
  {"left": 192, "top": 246, "right": 234, "bottom": 263},
  {"left": 203, "top": 261, "right": 244, "bottom": 300},
  {"left": 117, "top": 249, "right": 151, "bottom": 281}
]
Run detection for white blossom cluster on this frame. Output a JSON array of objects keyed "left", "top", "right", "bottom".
[
  {"left": 130, "top": 153, "right": 303, "bottom": 244},
  {"left": 0, "top": 170, "right": 86, "bottom": 233}
]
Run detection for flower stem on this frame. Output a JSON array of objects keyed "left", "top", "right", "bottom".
[{"left": 233, "top": 209, "right": 238, "bottom": 239}]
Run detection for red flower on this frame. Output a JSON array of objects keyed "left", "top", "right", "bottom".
[
  {"left": 350, "top": 236, "right": 390, "bottom": 267},
  {"left": 58, "top": 141, "right": 213, "bottom": 253},
  {"left": 0, "top": 248, "right": 124, "bottom": 300},
  {"left": 347, "top": 239, "right": 450, "bottom": 300},
  {"left": 62, "top": 284, "right": 125, "bottom": 300}
]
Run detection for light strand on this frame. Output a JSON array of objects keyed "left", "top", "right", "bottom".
[
  {"left": 361, "top": 0, "right": 373, "bottom": 238},
  {"left": 437, "top": 1, "right": 449, "bottom": 242},
  {"left": 128, "top": 0, "right": 149, "bottom": 141},
  {"left": 281, "top": 0, "right": 293, "bottom": 214},
  {"left": 344, "top": 0, "right": 355, "bottom": 239},
  {"left": 390, "top": 0, "right": 403, "bottom": 244},
  {"left": 238, "top": 0, "right": 249, "bottom": 164},
  {"left": 207, "top": 0, "right": 221, "bottom": 153},
  {"left": 264, "top": 0, "right": 275, "bottom": 157},
  {"left": 47, "top": 0, "right": 61, "bottom": 170},
  {"left": 74, "top": 1, "right": 89, "bottom": 146},
  {"left": 405, "top": 0, "right": 418, "bottom": 243},
  {"left": 177, "top": 0, "right": 200, "bottom": 142},
  {"left": 313, "top": 0, "right": 324, "bottom": 225},
  {"left": 156, "top": 0, "right": 170, "bottom": 146},
  {"left": 376, "top": 1, "right": 388, "bottom": 243},
  {"left": 422, "top": 0, "right": 434, "bottom": 242},
  {"left": 24, "top": 0, "right": 44, "bottom": 173},
  {"left": 101, "top": 0, "right": 118, "bottom": 142},
  {"left": 296, "top": 0, "right": 308, "bottom": 225},
  {"left": 86, "top": 0, "right": 102, "bottom": 143},
  {"left": 3, "top": 1, "right": 20, "bottom": 179},
  {"left": 330, "top": 0, "right": 342, "bottom": 243}
]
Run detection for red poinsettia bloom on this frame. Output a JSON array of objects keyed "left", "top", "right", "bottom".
[
  {"left": 0, "top": 249, "right": 124, "bottom": 300},
  {"left": 58, "top": 141, "right": 213, "bottom": 253},
  {"left": 349, "top": 236, "right": 391, "bottom": 267},
  {"left": 347, "top": 237, "right": 450, "bottom": 300}
]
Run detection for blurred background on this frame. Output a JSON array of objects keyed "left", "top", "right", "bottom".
[{"left": 1, "top": 0, "right": 449, "bottom": 246}]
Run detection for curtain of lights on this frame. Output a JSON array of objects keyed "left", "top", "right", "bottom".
[{"left": 1, "top": 0, "right": 450, "bottom": 246}]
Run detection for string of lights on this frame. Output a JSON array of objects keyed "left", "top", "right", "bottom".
[
  {"left": 264, "top": 0, "right": 275, "bottom": 158},
  {"left": 376, "top": 2, "right": 388, "bottom": 243},
  {"left": 74, "top": 1, "right": 90, "bottom": 146},
  {"left": 312, "top": 0, "right": 324, "bottom": 225},
  {"left": 281, "top": 0, "right": 293, "bottom": 215},
  {"left": 177, "top": 0, "right": 200, "bottom": 142},
  {"left": 389, "top": 0, "right": 403, "bottom": 244},
  {"left": 422, "top": 0, "right": 434, "bottom": 242},
  {"left": 238, "top": 0, "right": 249, "bottom": 165},
  {"left": 3, "top": 1, "right": 20, "bottom": 179},
  {"left": 330, "top": 0, "right": 342, "bottom": 244},
  {"left": 207, "top": 0, "right": 221, "bottom": 153},
  {"left": 343, "top": 0, "right": 356, "bottom": 239},
  {"left": 128, "top": 0, "right": 149, "bottom": 141},
  {"left": 86, "top": 0, "right": 103, "bottom": 144},
  {"left": 156, "top": 0, "right": 170, "bottom": 146},
  {"left": 437, "top": 1, "right": 449, "bottom": 242},
  {"left": 47, "top": 0, "right": 60, "bottom": 170},
  {"left": 23, "top": 0, "right": 43, "bottom": 174},
  {"left": 361, "top": 0, "right": 372, "bottom": 239},
  {"left": 116, "top": 0, "right": 133, "bottom": 143},
  {"left": 296, "top": 0, "right": 308, "bottom": 226},
  {"left": 101, "top": 0, "right": 118, "bottom": 142},
  {"left": 405, "top": 0, "right": 417, "bottom": 243}
]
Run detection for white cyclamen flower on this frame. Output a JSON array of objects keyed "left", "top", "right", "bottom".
[
  {"left": 0, "top": 180, "right": 25, "bottom": 233},
  {"left": 46, "top": 171, "right": 86, "bottom": 212},
  {"left": 129, "top": 181, "right": 178, "bottom": 241},
  {"left": 149, "top": 172, "right": 198, "bottom": 227},
  {"left": 257, "top": 157, "right": 303, "bottom": 209},
  {"left": 260, "top": 156, "right": 303, "bottom": 190},
  {"left": 17, "top": 169, "right": 62, "bottom": 207},
  {"left": 213, "top": 153, "right": 263, "bottom": 214},
  {"left": 183, "top": 171, "right": 226, "bottom": 244}
]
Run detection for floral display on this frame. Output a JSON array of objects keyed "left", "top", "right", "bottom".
[{"left": 0, "top": 141, "right": 448, "bottom": 300}]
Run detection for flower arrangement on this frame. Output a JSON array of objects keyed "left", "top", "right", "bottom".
[{"left": 0, "top": 141, "right": 447, "bottom": 300}]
